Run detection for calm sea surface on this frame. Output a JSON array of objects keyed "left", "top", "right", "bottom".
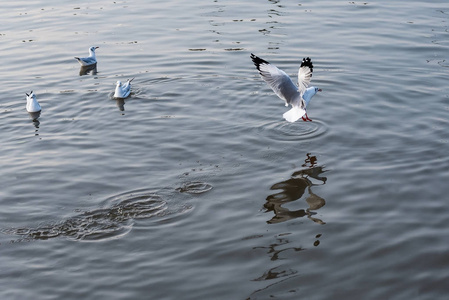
[{"left": 1, "top": 1, "right": 448, "bottom": 299}]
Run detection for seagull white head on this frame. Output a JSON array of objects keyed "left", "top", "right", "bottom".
[
  {"left": 116, "top": 81, "right": 122, "bottom": 86},
  {"left": 311, "top": 87, "right": 323, "bottom": 95},
  {"left": 89, "top": 46, "right": 99, "bottom": 53},
  {"left": 26, "top": 91, "right": 35, "bottom": 100}
]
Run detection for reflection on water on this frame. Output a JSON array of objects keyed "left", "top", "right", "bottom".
[
  {"left": 28, "top": 111, "right": 40, "bottom": 122},
  {"left": 116, "top": 98, "right": 125, "bottom": 112},
  {"left": 28, "top": 111, "right": 40, "bottom": 130},
  {"left": 251, "top": 152, "right": 328, "bottom": 299},
  {"left": 249, "top": 233, "right": 304, "bottom": 299},
  {"left": 27, "top": 111, "right": 41, "bottom": 134},
  {"left": 3, "top": 182, "right": 212, "bottom": 242},
  {"left": 79, "top": 64, "right": 97, "bottom": 76},
  {"left": 253, "top": 265, "right": 297, "bottom": 281},
  {"left": 264, "top": 153, "right": 327, "bottom": 224},
  {"left": 254, "top": 234, "right": 304, "bottom": 262}
]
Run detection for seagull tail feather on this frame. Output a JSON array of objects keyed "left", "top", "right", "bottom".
[{"left": 283, "top": 106, "right": 306, "bottom": 123}]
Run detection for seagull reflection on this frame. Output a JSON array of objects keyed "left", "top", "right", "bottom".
[
  {"left": 27, "top": 111, "right": 41, "bottom": 132},
  {"left": 79, "top": 63, "right": 97, "bottom": 76},
  {"left": 264, "top": 153, "right": 327, "bottom": 224},
  {"left": 116, "top": 98, "right": 125, "bottom": 112},
  {"left": 28, "top": 111, "right": 40, "bottom": 122}
]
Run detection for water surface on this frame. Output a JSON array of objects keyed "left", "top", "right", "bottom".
[{"left": 1, "top": 1, "right": 448, "bottom": 299}]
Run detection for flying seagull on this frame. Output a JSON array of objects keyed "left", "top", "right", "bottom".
[
  {"left": 250, "top": 53, "right": 322, "bottom": 122},
  {"left": 74, "top": 46, "right": 99, "bottom": 66}
]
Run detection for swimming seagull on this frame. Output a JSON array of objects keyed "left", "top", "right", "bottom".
[
  {"left": 113, "top": 78, "right": 134, "bottom": 99},
  {"left": 26, "top": 91, "right": 41, "bottom": 113},
  {"left": 250, "top": 53, "right": 322, "bottom": 122},
  {"left": 74, "top": 46, "right": 99, "bottom": 66}
]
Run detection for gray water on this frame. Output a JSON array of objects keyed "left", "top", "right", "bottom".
[{"left": 1, "top": 1, "right": 448, "bottom": 299}]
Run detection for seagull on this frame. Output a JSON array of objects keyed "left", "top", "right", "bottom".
[
  {"left": 26, "top": 91, "right": 41, "bottom": 113},
  {"left": 113, "top": 78, "right": 134, "bottom": 99},
  {"left": 74, "top": 46, "right": 99, "bottom": 66},
  {"left": 250, "top": 53, "right": 322, "bottom": 122}
]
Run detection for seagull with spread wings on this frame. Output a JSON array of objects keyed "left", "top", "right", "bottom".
[{"left": 251, "top": 53, "right": 322, "bottom": 122}]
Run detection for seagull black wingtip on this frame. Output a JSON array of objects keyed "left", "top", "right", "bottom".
[
  {"left": 300, "top": 57, "right": 314, "bottom": 72},
  {"left": 250, "top": 53, "right": 270, "bottom": 71}
]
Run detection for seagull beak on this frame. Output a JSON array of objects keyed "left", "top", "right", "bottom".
[
  {"left": 95, "top": 46, "right": 99, "bottom": 49},
  {"left": 318, "top": 89, "right": 322, "bottom": 92}
]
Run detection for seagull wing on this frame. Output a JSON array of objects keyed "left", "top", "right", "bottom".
[
  {"left": 122, "top": 78, "right": 134, "bottom": 90},
  {"left": 251, "top": 54, "right": 300, "bottom": 106},
  {"left": 122, "top": 85, "right": 131, "bottom": 98},
  {"left": 122, "top": 81, "right": 130, "bottom": 90},
  {"left": 122, "top": 79, "right": 134, "bottom": 98},
  {"left": 80, "top": 57, "right": 96, "bottom": 65},
  {"left": 297, "top": 57, "right": 314, "bottom": 94}
]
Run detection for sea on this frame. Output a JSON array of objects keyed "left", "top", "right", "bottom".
[{"left": 0, "top": 1, "right": 448, "bottom": 299}]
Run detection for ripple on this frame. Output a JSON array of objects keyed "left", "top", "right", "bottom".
[
  {"left": 257, "top": 119, "right": 328, "bottom": 142},
  {"left": 3, "top": 183, "right": 212, "bottom": 242},
  {"left": 176, "top": 181, "right": 213, "bottom": 194},
  {"left": 4, "top": 191, "right": 166, "bottom": 242},
  {"left": 101, "top": 189, "right": 169, "bottom": 221}
]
